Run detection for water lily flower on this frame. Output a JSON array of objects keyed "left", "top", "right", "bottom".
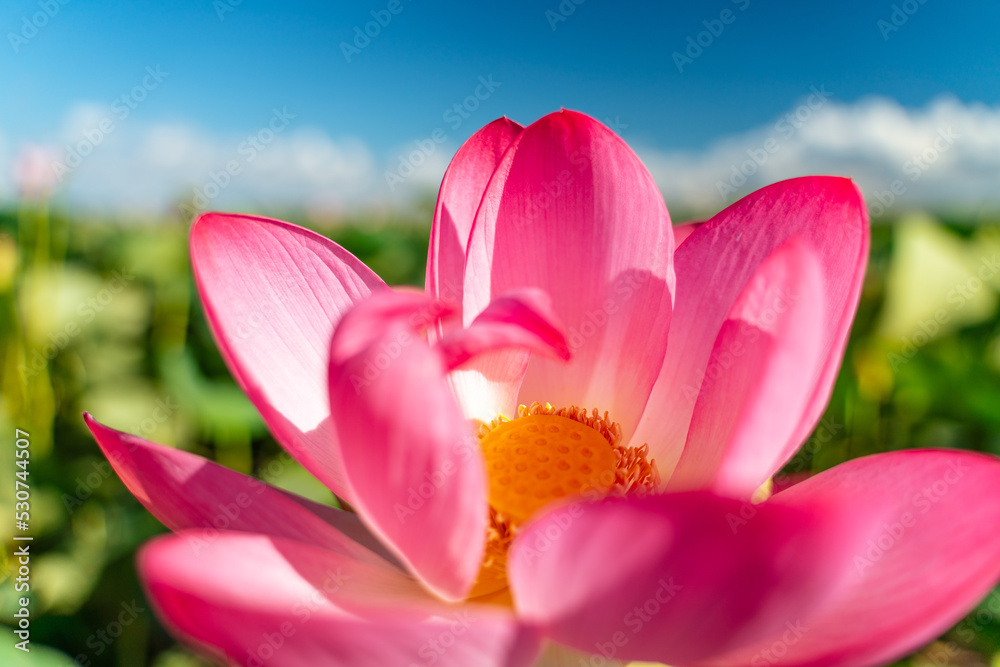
[
  {"left": 13, "top": 143, "right": 61, "bottom": 199},
  {"left": 86, "top": 110, "right": 1000, "bottom": 667}
]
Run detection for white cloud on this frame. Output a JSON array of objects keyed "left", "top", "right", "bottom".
[
  {"left": 637, "top": 95, "right": 1000, "bottom": 216},
  {"left": 4, "top": 95, "right": 1000, "bottom": 219},
  {"left": 26, "top": 103, "right": 391, "bottom": 219},
  {"left": 2, "top": 103, "right": 429, "bottom": 219}
]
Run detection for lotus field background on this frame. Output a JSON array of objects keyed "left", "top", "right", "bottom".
[{"left": 1, "top": 199, "right": 1000, "bottom": 667}]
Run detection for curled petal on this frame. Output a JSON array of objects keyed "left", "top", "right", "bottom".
[
  {"left": 329, "top": 288, "right": 453, "bottom": 364},
  {"left": 329, "top": 291, "right": 487, "bottom": 600},
  {"left": 437, "top": 288, "right": 570, "bottom": 371}
]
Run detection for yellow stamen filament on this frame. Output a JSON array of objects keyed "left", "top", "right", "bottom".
[{"left": 469, "top": 402, "right": 659, "bottom": 599}]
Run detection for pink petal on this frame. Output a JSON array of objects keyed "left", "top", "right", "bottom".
[
  {"left": 328, "top": 291, "right": 487, "bottom": 601},
  {"left": 438, "top": 289, "right": 570, "bottom": 425},
  {"left": 427, "top": 117, "right": 524, "bottom": 334},
  {"left": 437, "top": 288, "right": 570, "bottom": 370},
  {"left": 445, "top": 351, "right": 536, "bottom": 427},
  {"left": 140, "top": 531, "right": 540, "bottom": 667},
  {"left": 700, "top": 450, "right": 1000, "bottom": 667},
  {"left": 190, "top": 213, "right": 386, "bottom": 502},
  {"left": 463, "top": 110, "right": 675, "bottom": 439},
  {"left": 507, "top": 490, "right": 878, "bottom": 665},
  {"left": 84, "top": 413, "right": 391, "bottom": 565},
  {"left": 673, "top": 221, "right": 702, "bottom": 247},
  {"left": 635, "top": 176, "right": 868, "bottom": 474},
  {"left": 329, "top": 287, "right": 453, "bottom": 362},
  {"left": 668, "top": 237, "right": 827, "bottom": 496}
]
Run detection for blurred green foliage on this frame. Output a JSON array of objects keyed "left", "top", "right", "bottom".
[{"left": 1, "top": 201, "right": 999, "bottom": 667}]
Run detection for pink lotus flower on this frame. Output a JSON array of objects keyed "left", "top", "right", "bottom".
[{"left": 86, "top": 110, "right": 1000, "bottom": 667}]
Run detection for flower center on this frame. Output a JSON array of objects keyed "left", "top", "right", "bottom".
[
  {"left": 469, "top": 402, "right": 660, "bottom": 600},
  {"left": 481, "top": 414, "right": 617, "bottom": 522}
]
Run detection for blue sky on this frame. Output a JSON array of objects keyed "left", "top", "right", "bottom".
[{"left": 3, "top": 0, "right": 1000, "bottom": 214}]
